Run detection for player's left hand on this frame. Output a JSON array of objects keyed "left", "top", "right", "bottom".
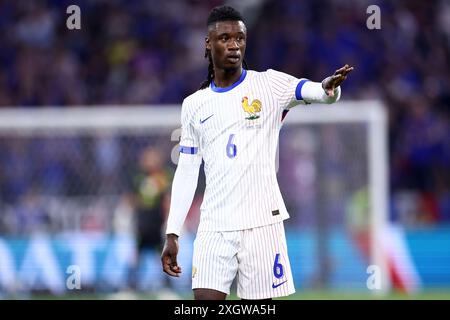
[{"left": 322, "top": 64, "right": 354, "bottom": 97}]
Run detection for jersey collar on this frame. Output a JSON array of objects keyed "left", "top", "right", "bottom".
[{"left": 210, "top": 69, "right": 247, "bottom": 93}]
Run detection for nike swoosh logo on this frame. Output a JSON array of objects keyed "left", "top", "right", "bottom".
[
  {"left": 272, "top": 280, "right": 287, "bottom": 289},
  {"left": 200, "top": 114, "right": 214, "bottom": 124}
]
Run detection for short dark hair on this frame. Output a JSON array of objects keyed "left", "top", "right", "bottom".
[{"left": 206, "top": 5, "right": 244, "bottom": 28}]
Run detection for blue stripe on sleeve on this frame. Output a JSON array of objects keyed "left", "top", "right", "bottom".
[
  {"left": 295, "top": 79, "right": 310, "bottom": 100},
  {"left": 179, "top": 145, "right": 198, "bottom": 154}
]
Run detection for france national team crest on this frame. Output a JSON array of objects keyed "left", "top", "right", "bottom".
[{"left": 242, "top": 95, "right": 262, "bottom": 128}]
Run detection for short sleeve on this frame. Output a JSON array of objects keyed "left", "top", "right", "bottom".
[
  {"left": 179, "top": 99, "right": 200, "bottom": 156},
  {"left": 266, "top": 69, "right": 309, "bottom": 110}
]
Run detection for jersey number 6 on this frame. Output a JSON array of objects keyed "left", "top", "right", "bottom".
[
  {"left": 273, "top": 253, "right": 284, "bottom": 278},
  {"left": 226, "top": 134, "right": 237, "bottom": 158}
]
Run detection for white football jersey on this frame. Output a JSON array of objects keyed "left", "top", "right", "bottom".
[{"left": 179, "top": 69, "right": 309, "bottom": 232}]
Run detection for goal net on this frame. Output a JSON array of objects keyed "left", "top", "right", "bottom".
[
  {"left": 280, "top": 101, "right": 389, "bottom": 294},
  {"left": 0, "top": 101, "right": 389, "bottom": 295}
]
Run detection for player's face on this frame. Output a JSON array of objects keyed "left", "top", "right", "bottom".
[{"left": 206, "top": 20, "right": 247, "bottom": 71}]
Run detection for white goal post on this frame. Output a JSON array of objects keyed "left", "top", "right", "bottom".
[
  {"left": 0, "top": 100, "right": 389, "bottom": 293},
  {"left": 284, "top": 100, "right": 389, "bottom": 294}
]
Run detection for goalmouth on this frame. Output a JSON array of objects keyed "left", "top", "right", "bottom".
[{"left": 0, "top": 100, "right": 389, "bottom": 294}]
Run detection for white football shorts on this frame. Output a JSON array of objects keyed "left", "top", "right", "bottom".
[{"left": 191, "top": 221, "right": 295, "bottom": 299}]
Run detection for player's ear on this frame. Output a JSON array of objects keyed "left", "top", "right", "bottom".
[{"left": 205, "top": 37, "right": 211, "bottom": 51}]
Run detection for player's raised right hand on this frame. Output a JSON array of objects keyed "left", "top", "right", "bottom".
[{"left": 161, "top": 234, "right": 182, "bottom": 277}]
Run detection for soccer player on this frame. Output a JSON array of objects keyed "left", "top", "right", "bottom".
[{"left": 161, "top": 5, "right": 353, "bottom": 300}]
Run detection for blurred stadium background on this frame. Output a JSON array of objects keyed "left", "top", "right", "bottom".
[{"left": 0, "top": 0, "right": 449, "bottom": 299}]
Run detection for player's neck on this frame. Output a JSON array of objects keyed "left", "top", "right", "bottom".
[{"left": 213, "top": 66, "right": 243, "bottom": 88}]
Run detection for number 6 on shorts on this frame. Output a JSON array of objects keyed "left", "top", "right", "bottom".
[{"left": 273, "top": 253, "right": 284, "bottom": 278}]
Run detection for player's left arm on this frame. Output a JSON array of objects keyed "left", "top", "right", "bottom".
[{"left": 300, "top": 64, "right": 354, "bottom": 104}]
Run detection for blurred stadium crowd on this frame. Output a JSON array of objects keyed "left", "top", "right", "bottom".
[{"left": 0, "top": 0, "right": 449, "bottom": 236}]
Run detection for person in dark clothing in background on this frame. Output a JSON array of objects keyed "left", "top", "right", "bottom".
[{"left": 129, "top": 147, "right": 172, "bottom": 291}]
